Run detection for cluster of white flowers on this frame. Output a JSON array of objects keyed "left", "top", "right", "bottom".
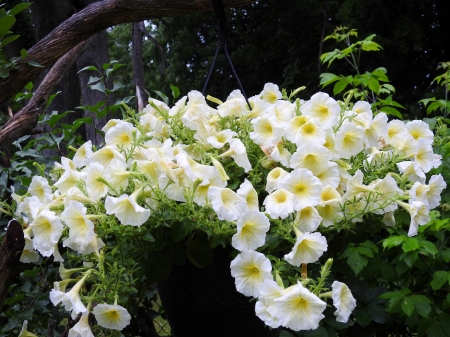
[{"left": 10, "top": 82, "right": 446, "bottom": 332}]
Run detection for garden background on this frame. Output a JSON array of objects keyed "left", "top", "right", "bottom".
[{"left": 0, "top": 0, "right": 450, "bottom": 336}]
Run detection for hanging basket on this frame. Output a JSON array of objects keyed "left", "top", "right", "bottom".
[{"left": 158, "top": 245, "right": 280, "bottom": 337}]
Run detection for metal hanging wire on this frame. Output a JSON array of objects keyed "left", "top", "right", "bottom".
[{"left": 202, "top": 0, "right": 252, "bottom": 110}]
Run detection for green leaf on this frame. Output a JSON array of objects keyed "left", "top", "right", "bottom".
[
  {"left": 90, "top": 81, "right": 106, "bottom": 93},
  {"left": 0, "top": 15, "right": 15, "bottom": 38},
  {"left": 379, "top": 288, "right": 411, "bottom": 313},
  {"left": 0, "top": 34, "right": 19, "bottom": 48},
  {"left": 8, "top": 2, "right": 31, "bottom": 16},
  {"left": 170, "top": 84, "right": 180, "bottom": 99},
  {"left": 401, "top": 296, "right": 415, "bottom": 316},
  {"left": 402, "top": 237, "right": 420, "bottom": 253},
  {"left": 77, "top": 65, "right": 99, "bottom": 74},
  {"left": 368, "top": 77, "right": 380, "bottom": 93},
  {"left": 0, "top": 68, "right": 9, "bottom": 78},
  {"left": 372, "top": 67, "right": 389, "bottom": 82},
  {"left": 440, "top": 248, "right": 450, "bottom": 262},
  {"left": 431, "top": 270, "right": 449, "bottom": 290},
  {"left": 345, "top": 247, "right": 368, "bottom": 275},
  {"left": 46, "top": 91, "right": 61, "bottom": 108},
  {"left": 411, "top": 295, "right": 431, "bottom": 317},
  {"left": 333, "top": 79, "right": 349, "bottom": 95},
  {"left": 427, "top": 313, "right": 450, "bottom": 337},
  {"left": 153, "top": 90, "right": 169, "bottom": 105},
  {"left": 382, "top": 235, "right": 404, "bottom": 249},
  {"left": 419, "top": 240, "right": 438, "bottom": 256},
  {"left": 24, "top": 81, "right": 33, "bottom": 91},
  {"left": 319, "top": 72, "right": 340, "bottom": 87},
  {"left": 20, "top": 48, "right": 28, "bottom": 58},
  {"left": 27, "top": 60, "right": 44, "bottom": 68}
]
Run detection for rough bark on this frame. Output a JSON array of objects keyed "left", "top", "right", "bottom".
[
  {"left": 76, "top": 29, "right": 113, "bottom": 146},
  {"left": 0, "top": 220, "right": 25, "bottom": 311},
  {"left": 0, "top": 39, "right": 92, "bottom": 149},
  {"left": 0, "top": 0, "right": 256, "bottom": 105}
]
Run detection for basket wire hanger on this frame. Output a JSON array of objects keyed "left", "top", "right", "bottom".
[{"left": 202, "top": 0, "right": 252, "bottom": 110}]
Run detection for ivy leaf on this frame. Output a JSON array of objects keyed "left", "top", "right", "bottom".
[{"left": 345, "top": 247, "right": 368, "bottom": 275}]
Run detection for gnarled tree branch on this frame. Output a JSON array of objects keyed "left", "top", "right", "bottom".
[
  {"left": 0, "top": 38, "right": 93, "bottom": 149},
  {"left": 0, "top": 0, "right": 256, "bottom": 105}
]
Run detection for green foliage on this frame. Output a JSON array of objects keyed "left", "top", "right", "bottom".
[
  {"left": 320, "top": 27, "right": 404, "bottom": 118},
  {"left": 420, "top": 62, "right": 450, "bottom": 116}
]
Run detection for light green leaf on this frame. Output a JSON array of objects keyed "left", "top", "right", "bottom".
[
  {"left": 380, "top": 106, "right": 403, "bottom": 119},
  {"left": 153, "top": 90, "right": 169, "bottom": 105},
  {"left": 333, "top": 79, "right": 348, "bottom": 95},
  {"left": 402, "top": 237, "right": 420, "bottom": 253},
  {"left": 20, "top": 48, "right": 28, "bottom": 58},
  {"left": 170, "top": 84, "right": 180, "bottom": 99},
  {"left": 319, "top": 72, "right": 340, "bottom": 87},
  {"left": 419, "top": 240, "right": 438, "bottom": 256},
  {"left": 382, "top": 235, "right": 404, "bottom": 249}
]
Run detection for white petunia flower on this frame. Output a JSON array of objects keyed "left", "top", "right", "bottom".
[
  {"left": 269, "top": 143, "right": 292, "bottom": 167},
  {"left": 290, "top": 143, "right": 330, "bottom": 175},
  {"left": 105, "top": 121, "right": 140, "bottom": 150},
  {"left": 410, "top": 175, "right": 446, "bottom": 209},
  {"left": 61, "top": 201, "right": 95, "bottom": 251},
  {"left": 232, "top": 210, "right": 270, "bottom": 251},
  {"left": 293, "top": 206, "right": 322, "bottom": 233},
  {"left": 30, "top": 209, "right": 63, "bottom": 257},
  {"left": 88, "top": 146, "right": 126, "bottom": 168},
  {"left": 406, "top": 120, "right": 434, "bottom": 145},
  {"left": 218, "top": 89, "right": 247, "bottom": 118},
  {"left": 263, "top": 188, "right": 296, "bottom": 219},
  {"left": 334, "top": 121, "right": 365, "bottom": 159},
  {"left": 72, "top": 140, "right": 93, "bottom": 168},
  {"left": 255, "top": 279, "right": 283, "bottom": 329},
  {"left": 260, "top": 82, "right": 282, "bottom": 104},
  {"left": 332, "top": 281, "right": 357, "bottom": 323},
  {"left": 207, "top": 129, "right": 237, "bottom": 149},
  {"left": 50, "top": 272, "right": 90, "bottom": 314},
  {"left": 208, "top": 186, "right": 246, "bottom": 221},
  {"left": 283, "top": 115, "right": 311, "bottom": 144},
  {"left": 237, "top": 179, "right": 259, "bottom": 211},
  {"left": 266, "top": 167, "right": 289, "bottom": 194},
  {"left": 230, "top": 250, "right": 272, "bottom": 297},
  {"left": 28, "top": 176, "right": 53, "bottom": 204},
  {"left": 281, "top": 168, "right": 323, "bottom": 210},
  {"left": 284, "top": 232, "right": 328, "bottom": 266},
  {"left": 68, "top": 311, "right": 94, "bottom": 337},
  {"left": 396, "top": 200, "right": 430, "bottom": 236},
  {"left": 105, "top": 188, "right": 151, "bottom": 226},
  {"left": 219, "top": 138, "right": 252, "bottom": 172},
  {"left": 315, "top": 161, "right": 340, "bottom": 189},
  {"left": 85, "top": 162, "right": 110, "bottom": 201},
  {"left": 92, "top": 303, "right": 131, "bottom": 331},
  {"left": 250, "top": 114, "right": 284, "bottom": 148},
  {"left": 274, "top": 282, "right": 326, "bottom": 331},
  {"left": 301, "top": 92, "right": 340, "bottom": 129}
]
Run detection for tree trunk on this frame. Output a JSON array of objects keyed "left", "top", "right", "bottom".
[
  {"left": 0, "top": 220, "right": 25, "bottom": 311},
  {"left": 132, "top": 22, "right": 149, "bottom": 112}
]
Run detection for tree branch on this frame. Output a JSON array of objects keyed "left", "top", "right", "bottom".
[
  {"left": 0, "top": 38, "right": 93, "bottom": 150},
  {"left": 0, "top": 0, "right": 256, "bottom": 105}
]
